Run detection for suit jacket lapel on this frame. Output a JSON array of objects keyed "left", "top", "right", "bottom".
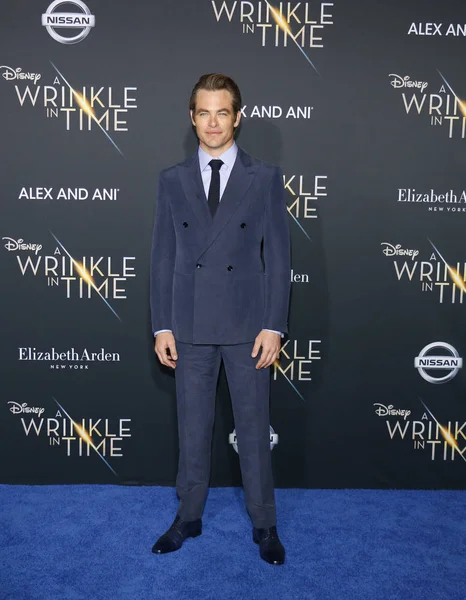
[
  {"left": 201, "top": 148, "right": 258, "bottom": 253},
  {"left": 177, "top": 148, "right": 259, "bottom": 255},
  {"left": 177, "top": 153, "right": 212, "bottom": 231}
]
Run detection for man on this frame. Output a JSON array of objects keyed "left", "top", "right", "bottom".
[{"left": 150, "top": 74, "right": 291, "bottom": 565}]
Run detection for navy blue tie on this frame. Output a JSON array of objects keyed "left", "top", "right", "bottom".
[{"left": 208, "top": 159, "right": 223, "bottom": 217}]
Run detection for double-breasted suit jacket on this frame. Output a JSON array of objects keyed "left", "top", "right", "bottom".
[{"left": 150, "top": 147, "right": 291, "bottom": 345}]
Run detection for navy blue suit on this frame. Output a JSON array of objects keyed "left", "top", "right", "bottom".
[{"left": 150, "top": 147, "right": 291, "bottom": 527}]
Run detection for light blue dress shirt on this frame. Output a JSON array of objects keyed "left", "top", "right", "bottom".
[
  {"left": 154, "top": 142, "right": 282, "bottom": 338},
  {"left": 198, "top": 142, "right": 238, "bottom": 200}
]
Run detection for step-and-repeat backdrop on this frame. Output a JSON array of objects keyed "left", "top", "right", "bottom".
[{"left": 1, "top": 0, "right": 465, "bottom": 488}]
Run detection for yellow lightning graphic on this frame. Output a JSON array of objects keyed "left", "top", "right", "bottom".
[
  {"left": 73, "top": 422, "right": 94, "bottom": 446},
  {"left": 53, "top": 397, "right": 118, "bottom": 475},
  {"left": 437, "top": 70, "right": 466, "bottom": 119},
  {"left": 50, "top": 61, "right": 124, "bottom": 156},
  {"left": 429, "top": 239, "right": 466, "bottom": 295},
  {"left": 419, "top": 399, "right": 466, "bottom": 462},
  {"left": 73, "top": 91, "right": 95, "bottom": 118},
  {"left": 74, "top": 261, "right": 94, "bottom": 286},
  {"left": 49, "top": 230, "right": 122, "bottom": 321},
  {"left": 439, "top": 425, "right": 461, "bottom": 453},
  {"left": 265, "top": 2, "right": 320, "bottom": 75},
  {"left": 268, "top": 5, "right": 291, "bottom": 34},
  {"left": 446, "top": 266, "right": 466, "bottom": 294}
]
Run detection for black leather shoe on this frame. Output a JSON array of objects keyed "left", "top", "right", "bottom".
[
  {"left": 152, "top": 515, "right": 202, "bottom": 554},
  {"left": 253, "top": 526, "right": 285, "bottom": 565}
]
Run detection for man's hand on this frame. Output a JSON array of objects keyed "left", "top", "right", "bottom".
[
  {"left": 154, "top": 331, "right": 178, "bottom": 369},
  {"left": 251, "top": 330, "right": 281, "bottom": 369}
]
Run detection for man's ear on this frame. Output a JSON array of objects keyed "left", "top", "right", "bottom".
[
  {"left": 190, "top": 110, "right": 196, "bottom": 127},
  {"left": 234, "top": 110, "right": 242, "bottom": 128}
]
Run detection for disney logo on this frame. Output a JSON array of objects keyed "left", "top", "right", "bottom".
[
  {"left": 0, "top": 66, "right": 41, "bottom": 85},
  {"left": 2, "top": 237, "right": 42, "bottom": 255},
  {"left": 389, "top": 74, "right": 428, "bottom": 93},
  {"left": 381, "top": 243, "right": 419, "bottom": 260},
  {"left": 8, "top": 402, "right": 45, "bottom": 417},
  {"left": 374, "top": 404, "right": 411, "bottom": 420}
]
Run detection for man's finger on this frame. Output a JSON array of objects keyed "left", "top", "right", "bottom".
[
  {"left": 251, "top": 338, "right": 262, "bottom": 358},
  {"left": 156, "top": 348, "right": 167, "bottom": 366},
  {"left": 257, "top": 347, "right": 278, "bottom": 369},
  {"left": 262, "top": 352, "right": 273, "bottom": 369},
  {"left": 156, "top": 344, "right": 176, "bottom": 369},
  {"left": 163, "top": 346, "right": 177, "bottom": 368},
  {"left": 168, "top": 339, "right": 178, "bottom": 361},
  {"left": 265, "top": 351, "right": 279, "bottom": 368},
  {"left": 256, "top": 347, "right": 270, "bottom": 369}
]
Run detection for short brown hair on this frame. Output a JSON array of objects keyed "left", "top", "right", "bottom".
[{"left": 189, "top": 73, "right": 242, "bottom": 114}]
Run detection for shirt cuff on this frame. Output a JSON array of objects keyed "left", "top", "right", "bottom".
[
  {"left": 263, "top": 329, "right": 284, "bottom": 338},
  {"left": 154, "top": 329, "right": 172, "bottom": 337}
]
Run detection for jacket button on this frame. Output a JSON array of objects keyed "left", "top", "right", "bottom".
[
  {"left": 240, "top": 222, "right": 246, "bottom": 228},
  {"left": 183, "top": 222, "right": 188, "bottom": 228},
  {"left": 227, "top": 265, "right": 233, "bottom": 271},
  {"left": 196, "top": 263, "right": 202, "bottom": 268}
]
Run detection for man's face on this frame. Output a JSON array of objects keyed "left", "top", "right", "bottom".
[{"left": 190, "top": 89, "right": 241, "bottom": 156}]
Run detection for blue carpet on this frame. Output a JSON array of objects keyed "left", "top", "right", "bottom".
[{"left": 1, "top": 486, "right": 465, "bottom": 600}]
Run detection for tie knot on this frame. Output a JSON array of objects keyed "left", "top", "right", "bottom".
[{"left": 209, "top": 159, "right": 223, "bottom": 172}]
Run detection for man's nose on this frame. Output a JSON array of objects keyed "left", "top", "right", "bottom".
[{"left": 208, "top": 113, "right": 218, "bottom": 128}]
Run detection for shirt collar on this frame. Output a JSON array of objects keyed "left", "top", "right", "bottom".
[{"left": 198, "top": 142, "right": 238, "bottom": 172}]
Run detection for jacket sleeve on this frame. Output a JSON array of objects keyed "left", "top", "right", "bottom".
[
  {"left": 150, "top": 172, "right": 176, "bottom": 333},
  {"left": 262, "top": 166, "right": 291, "bottom": 334}
]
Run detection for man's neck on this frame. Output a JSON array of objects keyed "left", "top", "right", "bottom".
[{"left": 199, "top": 139, "right": 235, "bottom": 158}]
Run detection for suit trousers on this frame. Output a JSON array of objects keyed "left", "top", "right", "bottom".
[{"left": 174, "top": 339, "right": 276, "bottom": 529}]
